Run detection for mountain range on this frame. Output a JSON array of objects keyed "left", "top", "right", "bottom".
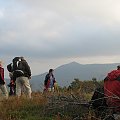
[{"left": 29, "top": 62, "right": 120, "bottom": 91}]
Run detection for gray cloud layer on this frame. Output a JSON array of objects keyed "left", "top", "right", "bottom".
[
  {"left": 1, "top": 0, "right": 120, "bottom": 77},
  {"left": 1, "top": 0, "right": 120, "bottom": 59}
]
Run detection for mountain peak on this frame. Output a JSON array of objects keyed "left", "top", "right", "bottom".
[
  {"left": 64, "top": 61, "right": 82, "bottom": 66},
  {"left": 70, "top": 61, "right": 80, "bottom": 65},
  {"left": 55, "top": 61, "right": 81, "bottom": 70}
]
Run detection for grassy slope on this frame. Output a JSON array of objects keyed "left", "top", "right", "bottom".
[{"left": 0, "top": 92, "right": 93, "bottom": 120}]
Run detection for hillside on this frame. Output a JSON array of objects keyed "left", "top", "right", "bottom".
[{"left": 30, "top": 62, "right": 120, "bottom": 91}]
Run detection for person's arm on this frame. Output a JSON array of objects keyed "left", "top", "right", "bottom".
[
  {"left": 0, "top": 67, "right": 5, "bottom": 84},
  {"left": 53, "top": 75, "right": 56, "bottom": 84},
  {"left": 44, "top": 74, "right": 49, "bottom": 86},
  {"left": 24, "top": 62, "right": 31, "bottom": 77}
]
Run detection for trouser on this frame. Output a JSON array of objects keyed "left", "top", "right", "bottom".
[
  {"left": 48, "top": 87, "right": 54, "bottom": 92},
  {"left": 0, "top": 84, "right": 8, "bottom": 100},
  {"left": 16, "top": 76, "right": 32, "bottom": 98}
]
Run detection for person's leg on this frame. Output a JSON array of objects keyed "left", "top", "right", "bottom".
[
  {"left": 10, "top": 86, "right": 13, "bottom": 95},
  {"left": 0, "top": 84, "right": 8, "bottom": 99},
  {"left": 22, "top": 77, "right": 32, "bottom": 99},
  {"left": 16, "top": 77, "right": 22, "bottom": 98},
  {"left": 51, "top": 87, "right": 54, "bottom": 92},
  {"left": 48, "top": 88, "right": 52, "bottom": 92}
]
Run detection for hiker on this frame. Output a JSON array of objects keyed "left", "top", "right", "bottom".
[
  {"left": 104, "top": 65, "right": 120, "bottom": 114},
  {"left": 12, "top": 57, "right": 32, "bottom": 98},
  {"left": 0, "top": 61, "right": 8, "bottom": 100},
  {"left": 7, "top": 79, "right": 16, "bottom": 96},
  {"left": 44, "top": 69, "right": 56, "bottom": 92},
  {"left": 7, "top": 63, "right": 16, "bottom": 96}
]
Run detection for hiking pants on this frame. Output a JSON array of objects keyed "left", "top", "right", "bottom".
[
  {"left": 0, "top": 84, "right": 8, "bottom": 100},
  {"left": 16, "top": 76, "right": 32, "bottom": 98}
]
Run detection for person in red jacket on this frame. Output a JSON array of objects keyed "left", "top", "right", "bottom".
[
  {"left": 104, "top": 65, "right": 120, "bottom": 113},
  {"left": 0, "top": 61, "right": 8, "bottom": 100}
]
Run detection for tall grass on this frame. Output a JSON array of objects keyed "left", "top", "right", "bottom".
[
  {"left": 0, "top": 91, "right": 95, "bottom": 120},
  {"left": 0, "top": 93, "right": 50, "bottom": 120}
]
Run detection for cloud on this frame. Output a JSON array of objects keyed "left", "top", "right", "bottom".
[
  {"left": 0, "top": 9, "right": 4, "bottom": 18},
  {"left": 1, "top": 0, "right": 120, "bottom": 60},
  {"left": 15, "top": 0, "right": 120, "bottom": 23}
]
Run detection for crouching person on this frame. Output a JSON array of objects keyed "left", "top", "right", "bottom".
[
  {"left": 7, "top": 64, "right": 16, "bottom": 96},
  {"left": 0, "top": 61, "right": 8, "bottom": 100},
  {"left": 7, "top": 79, "right": 16, "bottom": 96},
  {"left": 104, "top": 65, "right": 120, "bottom": 119}
]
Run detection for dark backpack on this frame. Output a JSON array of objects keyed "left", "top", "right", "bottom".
[
  {"left": 91, "top": 86, "right": 107, "bottom": 109},
  {"left": 7, "top": 63, "right": 13, "bottom": 72},
  {"left": 12, "top": 57, "right": 25, "bottom": 78},
  {"left": 44, "top": 74, "right": 49, "bottom": 86}
]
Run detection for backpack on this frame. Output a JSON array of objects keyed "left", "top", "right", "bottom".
[
  {"left": 12, "top": 57, "right": 25, "bottom": 78},
  {"left": 44, "top": 74, "right": 49, "bottom": 86},
  {"left": 90, "top": 86, "right": 108, "bottom": 118},
  {"left": 7, "top": 63, "right": 13, "bottom": 72},
  {"left": 107, "top": 70, "right": 120, "bottom": 81},
  {"left": 91, "top": 86, "right": 107, "bottom": 109},
  {"left": 104, "top": 70, "right": 120, "bottom": 112}
]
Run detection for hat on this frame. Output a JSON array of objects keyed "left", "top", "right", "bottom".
[{"left": 117, "top": 65, "right": 120, "bottom": 69}]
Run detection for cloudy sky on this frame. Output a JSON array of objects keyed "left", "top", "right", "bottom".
[{"left": 1, "top": 0, "right": 120, "bottom": 77}]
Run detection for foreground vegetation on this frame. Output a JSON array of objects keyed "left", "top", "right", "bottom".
[{"left": 0, "top": 80, "right": 104, "bottom": 120}]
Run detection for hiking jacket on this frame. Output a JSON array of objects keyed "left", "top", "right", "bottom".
[
  {"left": 21, "top": 60, "right": 31, "bottom": 77},
  {"left": 104, "top": 69, "right": 120, "bottom": 112},
  {"left": 44, "top": 73, "right": 56, "bottom": 89},
  {"left": 13, "top": 60, "right": 31, "bottom": 79},
  {"left": 0, "top": 67, "right": 5, "bottom": 85}
]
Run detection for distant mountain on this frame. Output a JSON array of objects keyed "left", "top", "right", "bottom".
[{"left": 30, "top": 62, "right": 120, "bottom": 91}]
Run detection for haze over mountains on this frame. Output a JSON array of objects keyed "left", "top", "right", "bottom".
[{"left": 30, "top": 62, "right": 120, "bottom": 91}]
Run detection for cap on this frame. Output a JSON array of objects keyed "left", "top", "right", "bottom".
[{"left": 117, "top": 65, "right": 120, "bottom": 69}]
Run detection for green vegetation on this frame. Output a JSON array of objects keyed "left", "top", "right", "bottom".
[
  {"left": 0, "top": 79, "right": 104, "bottom": 120},
  {"left": 0, "top": 94, "right": 49, "bottom": 120}
]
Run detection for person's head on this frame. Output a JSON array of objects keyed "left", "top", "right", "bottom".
[
  {"left": 117, "top": 65, "right": 120, "bottom": 70},
  {"left": 49, "top": 69, "right": 54, "bottom": 74}
]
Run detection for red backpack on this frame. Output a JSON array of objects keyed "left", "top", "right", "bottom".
[{"left": 104, "top": 70, "right": 120, "bottom": 112}]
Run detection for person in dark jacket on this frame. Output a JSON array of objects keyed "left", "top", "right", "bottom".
[
  {"left": 7, "top": 63, "right": 16, "bottom": 96},
  {"left": 12, "top": 57, "right": 32, "bottom": 98},
  {"left": 0, "top": 61, "right": 8, "bottom": 100},
  {"left": 44, "top": 69, "right": 56, "bottom": 92}
]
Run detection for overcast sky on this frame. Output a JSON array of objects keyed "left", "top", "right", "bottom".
[{"left": 1, "top": 0, "right": 120, "bottom": 77}]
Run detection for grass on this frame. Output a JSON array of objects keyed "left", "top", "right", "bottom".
[
  {"left": 0, "top": 91, "right": 101, "bottom": 120},
  {"left": 0, "top": 93, "right": 50, "bottom": 120}
]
